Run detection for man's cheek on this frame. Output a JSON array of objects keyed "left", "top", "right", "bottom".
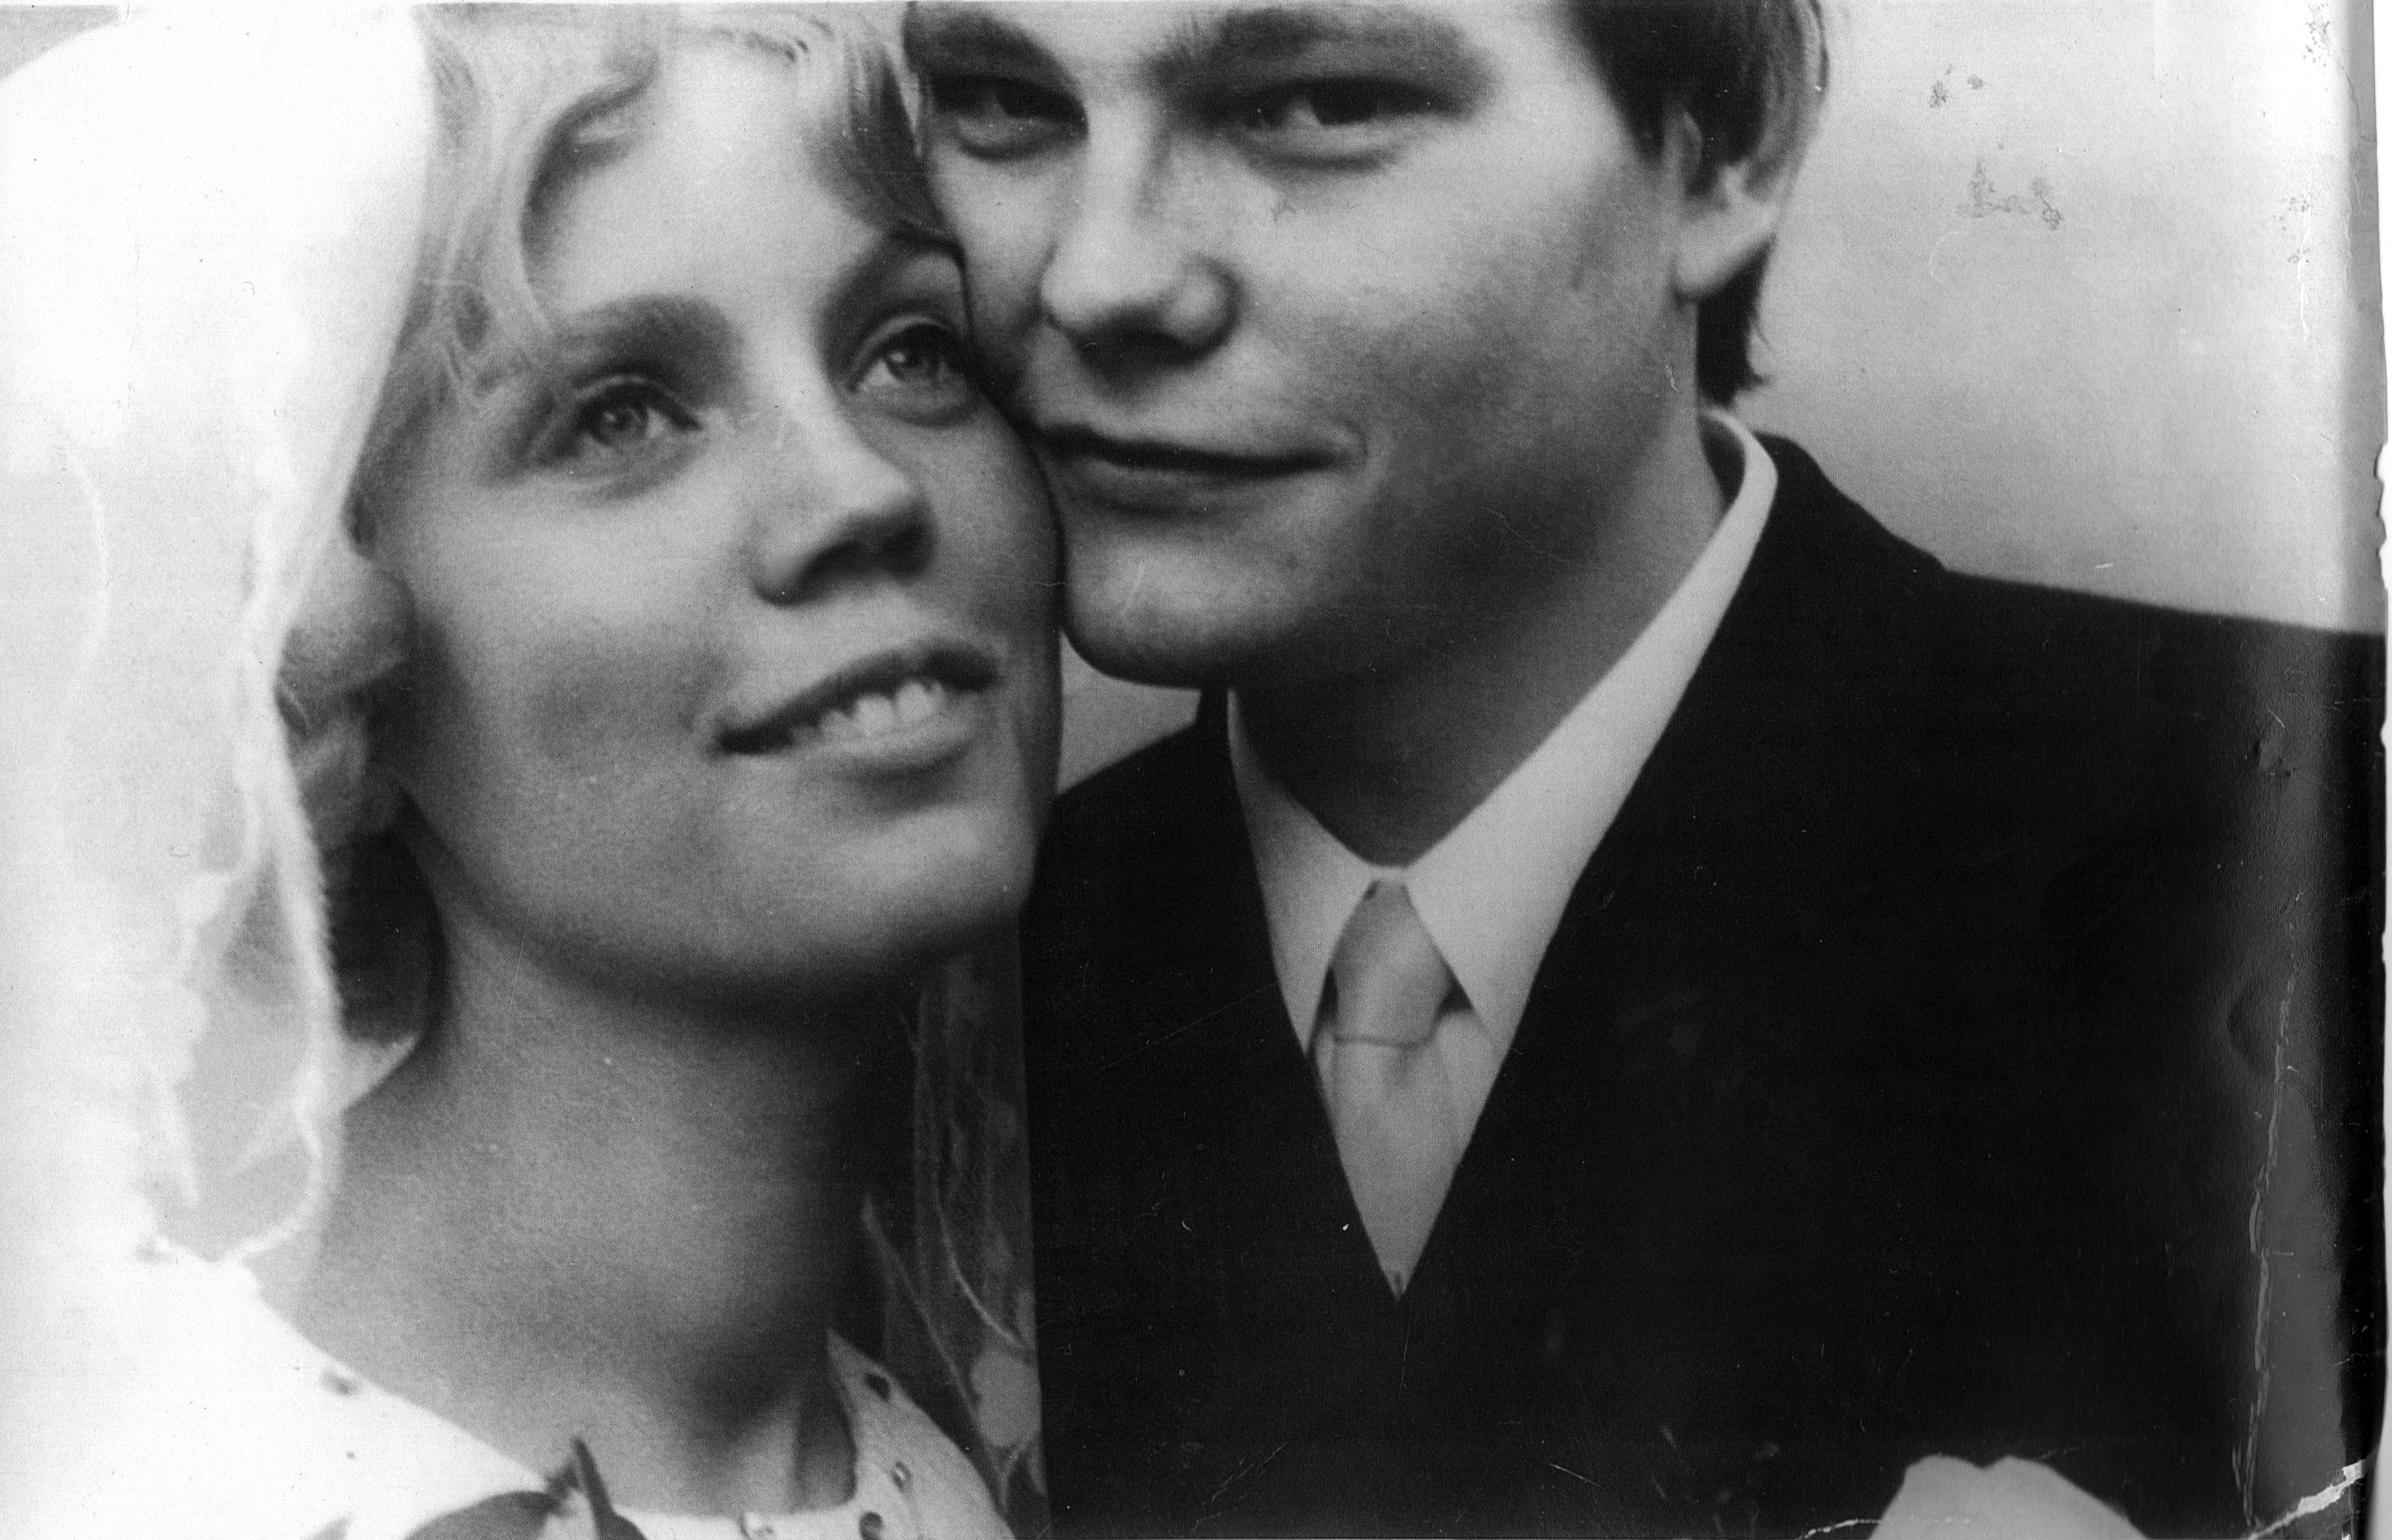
[{"left": 934, "top": 174, "right": 1045, "bottom": 324}]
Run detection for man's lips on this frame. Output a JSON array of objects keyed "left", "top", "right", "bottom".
[
  {"left": 1036, "top": 424, "right": 1337, "bottom": 483},
  {"left": 717, "top": 639, "right": 999, "bottom": 757}
]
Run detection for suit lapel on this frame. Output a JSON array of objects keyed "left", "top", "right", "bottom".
[
  {"left": 1062, "top": 696, "right": 1400, "bottom": 1321},
  {"left": 1416, "top": 436, "right": 1949, "bottom": 1318},
  {"left": 1176, "top": 697, "right": 1408, "bottom": 1305}
]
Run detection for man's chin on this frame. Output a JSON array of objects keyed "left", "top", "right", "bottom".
[
  {"left": 1062, "top": 625, "right": 1220, "bottom": 692},
  {"left": 1062, "top": 599, "right": 1281, "bottom": 694}
]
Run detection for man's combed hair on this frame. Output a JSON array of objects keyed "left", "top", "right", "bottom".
[{"left": 1564, "top": 0, "right": 1827, "bottom": 402}]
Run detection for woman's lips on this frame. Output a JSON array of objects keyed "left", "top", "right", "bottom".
[{"left": 717, "top": 638, "right": 1001, "bottom": 771}]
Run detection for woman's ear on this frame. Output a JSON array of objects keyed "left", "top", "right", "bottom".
[{"left": 1668, "top": 35, "right": 1823, "bottom": 302}]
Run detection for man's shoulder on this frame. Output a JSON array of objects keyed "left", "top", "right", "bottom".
[
  {"left": 1934, "top": 568, "right": 2372, "bottom": 742},
  {"left": 1755, "top": 433, "right": 2380, "bottom": 772}
]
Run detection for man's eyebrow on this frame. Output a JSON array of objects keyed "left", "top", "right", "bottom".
[
  {"left": 1159, "top": 5, "right": 1476, "bottom": 80},
  {"left": 901, "top": 6, "right": 1056, "bottom": 76}
]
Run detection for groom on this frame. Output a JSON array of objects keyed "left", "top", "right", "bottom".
[{"left": 908, "top": 2, "right": 2381, "bottom": 1534}]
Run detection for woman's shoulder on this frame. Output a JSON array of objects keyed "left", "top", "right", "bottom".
[
  {"left": 15, "top": 1244, "right": 536, "bottom": 1540},
  {"left": 19, "top": 1248, "right": 1011, "bottom": 1540}
]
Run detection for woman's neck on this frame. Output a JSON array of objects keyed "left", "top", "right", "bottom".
[{"left": 293, "top": 908, "right": 906, "bottom": 1515}]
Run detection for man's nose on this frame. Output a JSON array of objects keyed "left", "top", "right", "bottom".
[
  {"left": 743, "top": 395, "right": 931, "bottom": 606},
  {"left": 1039, "top": 132, "right": 1233, "bottom": 364}
]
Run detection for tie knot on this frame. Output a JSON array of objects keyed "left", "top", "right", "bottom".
[{"left": 1324, "top": 880, "right": 1452, "bottom": 1049}]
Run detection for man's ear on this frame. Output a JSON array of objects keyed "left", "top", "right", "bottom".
[{"left": 1668, "top": 50, "right": 1822, "bottom": 301}]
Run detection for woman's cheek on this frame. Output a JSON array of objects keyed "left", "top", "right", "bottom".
[
  {"left": 491, "top": 622, "right": 725, "bottom": 932},
  {"left": 520, "top": 613, "right": 716, "bottom": 774}
]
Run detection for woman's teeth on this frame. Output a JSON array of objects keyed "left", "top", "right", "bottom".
[{"left": 816, "top": 677, "right": 949, "bottom": 742}]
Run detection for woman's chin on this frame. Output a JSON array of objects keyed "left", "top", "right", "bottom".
[
  {"left": 706, "top": 821, "right": 1040, "bottom": 998},
  {"left": 479, "top": 789, "right": 1046, "bottom": 1011}
]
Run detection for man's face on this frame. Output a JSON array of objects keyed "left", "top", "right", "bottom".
[{"left": 912, "top": 1, "right": 1695, "bottom": 694}]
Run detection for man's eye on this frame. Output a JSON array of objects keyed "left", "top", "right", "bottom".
[
  {"left": 536, "top": 377, "right": 698, "bottom": 468},
  {"left": 924, "top": 73, "right": 1081, "bottom": 156},
  {"left": 1243, "top": 80, "right": 1434, "bottom": 139},
  {"left": 932, "top": 75, "right": 1072, "bottom": 123},
  {"left": 857, "top": 322, "right": 975, "bottom": 417}
]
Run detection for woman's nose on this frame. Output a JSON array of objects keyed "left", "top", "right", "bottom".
[
  {"left": 1038, "top": 132, "right": 1233, "bottom": 364},
  {"left": 743, "top": 400, "right": 931, "bottom": 606}
]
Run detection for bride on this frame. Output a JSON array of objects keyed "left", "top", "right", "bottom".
[{"left": 0, "top": 8, "right": 1053, "bottom": 1538}]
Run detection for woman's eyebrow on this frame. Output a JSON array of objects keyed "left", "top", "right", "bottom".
[{"left": 477, "top": 296, "right": 739, "bottom": 393}]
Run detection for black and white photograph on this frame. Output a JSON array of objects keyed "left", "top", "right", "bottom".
[{"left": 0, "top": 3, "right": 2381, "bottom": 1538}]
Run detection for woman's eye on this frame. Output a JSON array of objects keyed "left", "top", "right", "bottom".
[
  {"left": 923, "top": 73, "right": 1081, "bottom": 158},
  {"left": 857, "top": 322, "right": 975, "bottom": 417},
  {"left": 538, "top": 377, "right": 698, "bottom": 468}
]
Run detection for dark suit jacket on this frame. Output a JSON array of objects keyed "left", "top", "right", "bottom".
[{"left": 1019, "top": 439, "right": 2382, "bottom": 1538}]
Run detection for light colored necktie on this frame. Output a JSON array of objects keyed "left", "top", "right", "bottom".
[{"left": 1315, "top": 879, "right": 1463, "bottom": 1296}]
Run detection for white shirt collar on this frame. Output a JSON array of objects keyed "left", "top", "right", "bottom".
[{"left": 1229, "top": 412, "right": 1779, "bottom": 1056}]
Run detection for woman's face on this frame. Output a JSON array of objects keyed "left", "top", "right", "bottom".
[{"left": 377, "top": 50, "right": 1059, "bottom": 1003}]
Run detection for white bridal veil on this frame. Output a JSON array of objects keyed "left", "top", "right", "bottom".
[
  {"left": 0, "top": 11, "right": 427, "bottom": 1525},
  {"left": 0, "top": 11, "right": 1039, "bottom": 1533}
]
